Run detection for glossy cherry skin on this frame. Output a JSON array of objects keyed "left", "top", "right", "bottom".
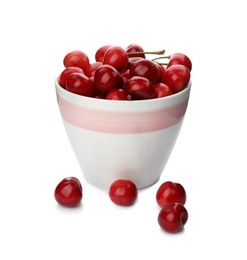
[
  {"left": 109, "top": 179, "right": 138, "bottom": 206},
  {"left": 162, "top": 64, "right": 190, "bottom": 93},
  {"left": 106, "top": 88, "right": 129, "bottom": 100},
  {"left": 126, "top": 43, "right": 145, "bottom": 58},
  {"left": 94, "top": 64, "right": 123, "bottom": 94},
  {"left": 103, "top": 46, "right": 129, "bottom": 71},
  {"left": 153, "top": 83, "right": 173, "bottom": 98},
  {"left": 167, "top": 53, "right": 192, "bottom": 71},
  {"left": 156, "top": 181, "right": 186, "bottom": 208},
  {"left": 63, "top": 50, "right": 90, "bottom": 70},
  {"left": 155, "top": 63, "right": 166, "bottom": 82},
  {"left": 119, "top": 69, "right": 131, "bottom": 85},
  {"left": 84, "top": 62, "right": 102, "bottom": 77},
  {"left": 158, "top": 203, "right": 188, "bottom": 233},
  {"left": 129, "top": 59, "right": 160, "bottom": 85},
  {"left": 125, "top": 76, "right": 155, "bottom": 100},
  {"left": 95, "top": 45, "right": 112, "bottom": 62},
  {"left": 59, "top": 67, "right": 84, "bottom": 88},
  {"left": 128, "top": 57, "right": 145, "bottom": 68},
  {"left": 66, "top": 73, "right": 94, "bottom": 97},
  {"left": 54, "top": 177, "right": 83, "bottom": 207}
]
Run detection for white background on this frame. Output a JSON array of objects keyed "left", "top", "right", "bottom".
[{"left": 1, "top": 0, "right": 246, "bottom": 259}]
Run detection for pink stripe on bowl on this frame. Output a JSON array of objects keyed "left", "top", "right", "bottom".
[{"left": 57, "top": 95, "right": 189, "bottom": 134}]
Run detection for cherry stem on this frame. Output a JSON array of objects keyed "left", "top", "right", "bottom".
[
  {"left": 128, "top": 49, "right": 165, "bottom": 55},
  {"left": 157, "top": 62, "right": 168, "bottom": 65},
  {"left": 152, "top": 55, "right": 171, "bottom": 61}
]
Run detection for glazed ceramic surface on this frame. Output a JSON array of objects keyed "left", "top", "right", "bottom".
[{"left": 55, "top": 79, "right": 191, "bottom": 189}]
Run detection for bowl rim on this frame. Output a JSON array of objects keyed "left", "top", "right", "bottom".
[{"left": 55, "top": 75, "right": 191, "bottom": 109}]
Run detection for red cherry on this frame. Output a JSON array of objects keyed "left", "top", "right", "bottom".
[
  {"left": 106, "top": 89, "right": 129, "bottom": 100},
  {"left": 94, "top": 95, "right": 104, "bottom": 99},
  {"left": 167, "top": 53, "right": 192, "bottom": 71},
  {"left": 109, "top": 179, "right": 137, "bottom": 206},
  {"left": 54, "top": 177, "right": 83, "bottom": 207},
  {"left": 125, "top": 76, "right": 155, "bottom": 100},
  {"left": 84, "top": 61, "right": 103, "bottom": 77},
  {"left": 94, "top": 64, "right": 123, "bottom": 94},
  {"left": 162, "top": 64, "right": 190, "bottom": 93},
  {"left": 156, "top": 181, "right": 186, "bottom": 208},
  {"left": 153, "top": 83, "right": 173, "bottom": 98},
  {"left": 95, "top": 45, "right": 112, "bottom": 62},
  {"left": 58, "top": 67, "right": 84, "bottom": 88},
  {"left": 158, "top": 203, "right": 188, "bottom": 233},
  {"left": 63, "top": 50, "right": 90, "bottom": 70},
  {"left": 119, "top": 69, "right": 131, "bottom": 85},
  {"left": 103, "top": 46, "right": 129, "bottom": 71},
  {"left": 128, "top": 57, "right": 144, "bottom": 63},
  {"left": 155, "top": 62, "right": 166, "bottom": 82},
  {"left": 66, "top": 73, "right": 94, "bottom": 97},
  {"left": 129, "top": 59, "right": 160, "bottom": 85},
  {"left": 128, "top": 57, "right": 145, "bottom": 68},
  {"left": 126, "top": 43, "right": 146, "bottom": 58}
]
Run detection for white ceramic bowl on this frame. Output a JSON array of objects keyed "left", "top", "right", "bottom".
[{"left": 55, "top": 79, "right": 191, "bottom": 189}]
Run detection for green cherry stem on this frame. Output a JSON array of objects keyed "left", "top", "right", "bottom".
[
  {"left": 128, "top": 49, "right": 166, "bottom": 55},
  {"left": 152, "top": 55, "right": 171, "bottom": 61},
  {"left": 157, "top": 62, "right": 168, "bottom": 65}
]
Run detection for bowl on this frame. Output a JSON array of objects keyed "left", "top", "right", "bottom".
[{"left": 55, "top": 78, "right": 191, "bottom": 189}]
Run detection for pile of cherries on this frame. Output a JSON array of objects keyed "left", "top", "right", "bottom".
[
  {"left": 58, "top": 44, "right": 192, "bottom": 100},
  {"left": 55, "top": 177, "right": 188, "bottom": 234}
]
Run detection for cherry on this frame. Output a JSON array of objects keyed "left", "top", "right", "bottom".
[
  {"left": 106, "top": 88, "right": 130, "bottom": 100},
  {"left": 153, "top": 83, "right": 173, "bottom": 98},
  {"left": 109, "top": 179, "right": 137, "bottom": 206},
  {"left": 129, "top": 59, "right": 160, "bottom": 85},
  {"left": 128, "top": 57, "right": 145, "bottom": 68},
  {"left": 66, "top": 73, "right": 94, "bottom": 97},
  {"left": 59, "top": 67, "right": 84, "bottom": 88},
  {"left": 95, "top": 45, "right": 112, "bottom": 62},
  {"left": 156, "top": 181, "right": 186, "bottom": 207},
  {"left": 126, "top": 43, "right": 146, "bottom": 58},
  {"left": 119, "top": 68, "right": 131, "bottom": 85},
  {"left": 162, "top": 64, "right": 190, "bottom": 93},
  {"left": 158, "top": 203, "right": 188, "bottom": 233},
  {"left": 84, "top": 61, "right": 103, "bottom": 77},
  {"left": 94, "top": 64, "right": 123, "bottom": 94},
  {"left": 167, "top": 53, "right": 192, "bottom": 71},
  {"left": 63, "top": 50, "right": 90, "bottom": 70},
  {"left": 102, "top": 46, "right": 129, "bottom": 71},
  {"left": 125, "top": 76, "right": 155, "bottom": 100},
  {"left": 155, "top": 62, "right": 166, "bottom": 82},
  {"left": 54, "top": 177, "right": 83, "bottom": 207}
]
